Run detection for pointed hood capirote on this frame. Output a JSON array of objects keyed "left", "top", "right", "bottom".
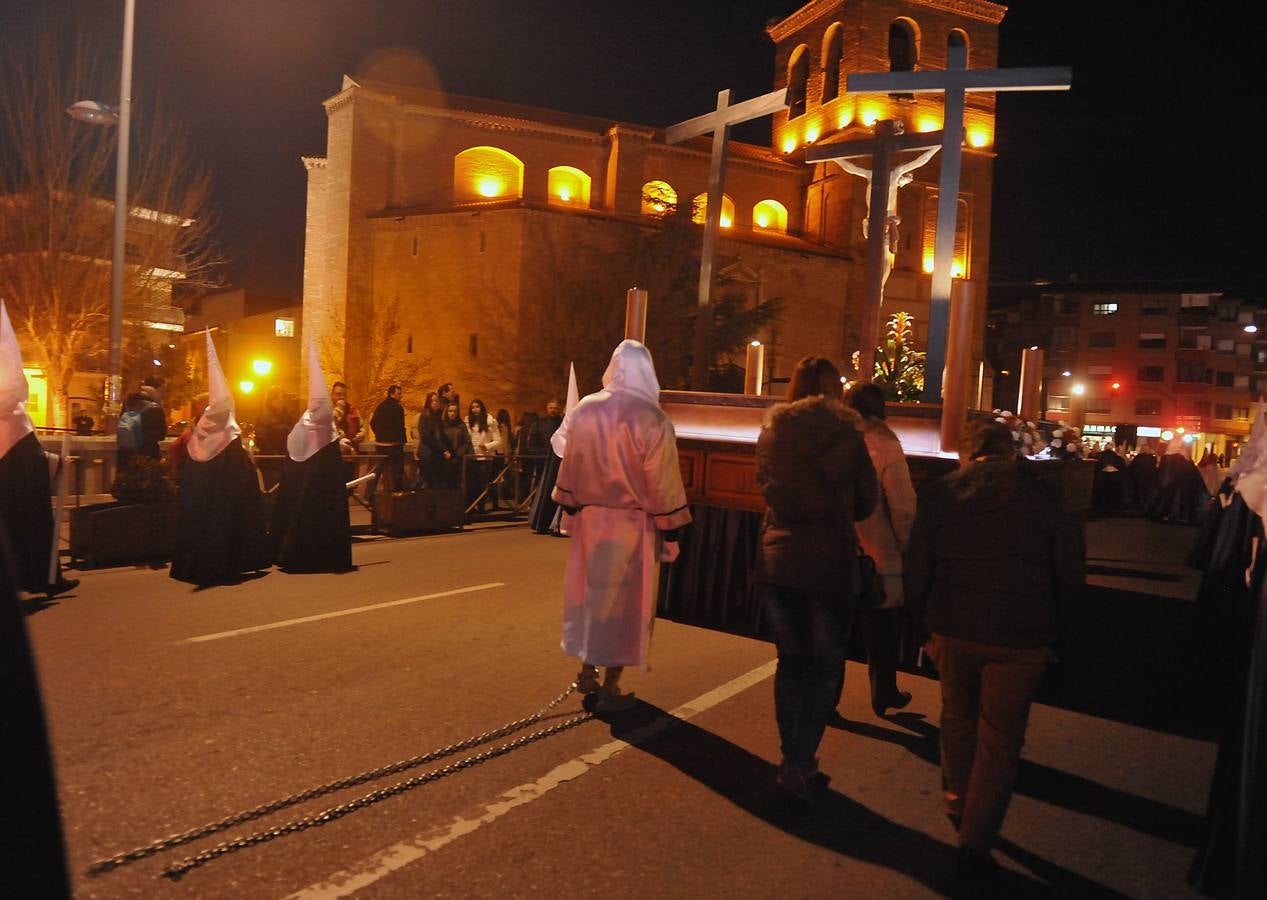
[
  {"left": 550, "top": 361, "right": 581, "bottom": 457},
  {"left": 0, "top": 300, "right": 35, "bottom": 460},
  {"left": 186, "top": 330, "right": 242, "bottom": 463},
  {"left": 286, "top": 341, "right": 337, "bottom": 462}
]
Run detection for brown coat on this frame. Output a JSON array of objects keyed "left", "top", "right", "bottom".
[{"left": 753, "top": 396, "right": 878, "bottom": 594}]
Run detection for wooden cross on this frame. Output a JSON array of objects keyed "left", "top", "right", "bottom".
[
  {"left": 806, "top": 121, "right": 941, "bottom": 382},
  {"left": 847, "top": 45, "right": 1071, "bottom": 402},
  {"left": 666, "top": 88, "right": 788, "bottom": 391}
]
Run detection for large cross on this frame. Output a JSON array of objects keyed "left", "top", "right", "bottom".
[
  {"left": 666, "top": 88, "right": 787, "bottom": 391},
  {"left": 806, "top": 121, "right": 941, "bottom": 382},
  {"left": 847, "top": 45, "right": 1071, "bottom": 402}
]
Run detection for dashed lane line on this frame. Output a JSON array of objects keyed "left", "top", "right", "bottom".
[
  {"left": 283, "top": 658, "right": 779, "bottom": 899},
  {"left": 178, "top": 583, "right": 505, "bottom": 644}
]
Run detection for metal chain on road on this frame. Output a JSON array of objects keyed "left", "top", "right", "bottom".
[
  {"left": 161, "top": 710, "right": 593, "bottom": 879},
  {"left": 88, "top": 684, "right": 589, "bottom": 877}
]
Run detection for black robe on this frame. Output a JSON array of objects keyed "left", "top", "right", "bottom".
[
  {"left": 1189, "top": 494, "right": 1267, "bottom": 896},
  {"left": 1145, "top": 454, "right": 1210, "bottom": 525},
  {"left": 0, "top": 520, "right": 71, "bottom": 897},
  {"left": 170, "top": 438, "right": 270, "bottom": 585},
  {"left": 271, "top": 440, "right": 353, "bottom": 573},
  {"left": 0, "top": 432, "right": 54, "bottom": 593}
]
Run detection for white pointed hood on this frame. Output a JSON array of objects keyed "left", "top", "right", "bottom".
[
  {"left": 187, "top": 330, "right": 241, "bottom": 462},
  {"left": 602, "top": 339, "right": 661, "bottom": 403},
  {"left": 1234, "top": 400, "right": 1267, "bottom": 516},
  {"left": 550, "top": 362, "right": 580, "bottom": 457},
  {"left": 287, "top": 340, "right": 337, "bottom": 462},
  {"left": 0, "top": 301, "right": 35, "bottom": 460}
]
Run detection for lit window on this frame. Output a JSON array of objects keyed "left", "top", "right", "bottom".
[
  {"left": 453, "top": 146, "right": 524, "bottom": 204},
  {"left": 274, "top": 318, "right": 295, "bottom": 338},
  {"left": 752, "top": 199, "right": 788, "bottom": 233},
  {"left": 1092, "top": 302, "right": 1118, "bottom": 315},
  {"left": 548, "top": 165, "right": 592, "bottom": 207},
  {"left": 692, "top": 193, "right": 735, "bottom": 228},
  {"left": 641, "top": 180, "right": 677, "bottom": 217}
]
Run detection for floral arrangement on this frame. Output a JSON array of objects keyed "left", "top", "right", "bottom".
[
  {"left": 1039, "top": 424, "right": 1086, "bottom": 460},
  {"left": 991, "top": 409, "right": 1045, "bottom": 457}
]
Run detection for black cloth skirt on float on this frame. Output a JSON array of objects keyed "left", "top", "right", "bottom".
[
  {"left": 271, "top": 441, "right": 353, "bottom": 573},
  {"left": 0, "top": 432, "right": 54, "bottom": 593},
  {"left": 170, "top": 439, "right": 270, "bottom": 585}
]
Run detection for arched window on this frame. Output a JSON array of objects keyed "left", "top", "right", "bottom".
[
  {"left": 752, "top": 199, "right": 788, "bottom": 233},
  {"left": 888, "top": 19, "right": 919, "bottom": 72},
  {"left": 641, "top": 180, "right": 677, "bottom": 217},
  {"left": 821, "top": 24, "right": 844, "bottom": 103},
  {"left": 921, "top": 192, "right": 970, "bottom": 278},
  {"left": 453, "top": 146, "right": 524, "bottom": 203},
  {"left": 547, "top": 165, "right": 591, "bottom": 207},
  {"left": 948, "top": 28, "right": 970, "bottom": 53},
  {"left": 787, "top": 44, "right": 809, "bottom": 118},
  {"left": 692, "top": 192, "right": 735, "bottom": 228}
]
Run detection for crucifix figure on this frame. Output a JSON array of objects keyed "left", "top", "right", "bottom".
[
  {"left": 666, "top": 88, "right": 787, "bottom": 391},
  {"left": 847, "top": 45, "right": 1071, "bottom": 403},
  {"left": 806, "top": 120, "right": 940, "bottom": 382}
]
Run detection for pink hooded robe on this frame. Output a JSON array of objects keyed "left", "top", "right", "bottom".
[{"left": 552, "top": 341, "right": 691, "bottom": 668}]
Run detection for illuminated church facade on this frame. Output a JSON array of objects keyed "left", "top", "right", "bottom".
[{"left": 301, "top": 0, "right": 1005, "bottom": 410}]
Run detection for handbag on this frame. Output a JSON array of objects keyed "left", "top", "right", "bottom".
[{"left": 856, "top": 549, "right": 886, "bottom": 609}]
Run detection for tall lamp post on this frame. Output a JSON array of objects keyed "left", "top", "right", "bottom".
[{"left": 66, "top": 0, "right": 135, "bottom": 427}]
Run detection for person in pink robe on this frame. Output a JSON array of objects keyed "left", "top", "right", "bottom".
[{"left": 552, "top": 340, "right": 691, "bottom": 713}]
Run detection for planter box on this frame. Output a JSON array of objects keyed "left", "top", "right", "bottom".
[
  {"left": 69, "top": 501, "right": 179, "bottom": 568},
  {"left": 373, "top": 490, "right": 465, "bottom": 536}
]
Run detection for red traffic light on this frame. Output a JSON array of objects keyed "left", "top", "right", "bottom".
[{"left": 1111, "top": 381, "right": 1121, "bottom": 391}]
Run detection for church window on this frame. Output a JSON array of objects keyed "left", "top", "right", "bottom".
[
  {"left": 752, "top": 199, "right": 788, "bottom": 233},
  {"left": 641, "top": 180, "right": 677, "bottom": 217},
  {"left": 821, "top": 24, "right": 844, "bottom": 104},
  {"left": 692, "top": 193, "right": 735, "bottom": 229},
  {"left": 406, "top": 334, "right": 414, "bottom": 354},
  {"left": 453, "top": 146, "right": 524, "bottom": 204},
  {"left": 948, "top": 28, "right": 970, "bottom": 56},
  {"left": 411, "top": 236, "right": 419, "bottom": 258},
  {"left": 787, "top": 44, "right": 809, "bottom": 118},
  {"left": 547, "top": 165, "right": 591, "bottom": 207},
  {"left": 469, "top": 333, "right": 479, "bottom": 357},
  {"left": 889, "top": 19, "right": 919, "bottom": 72}
]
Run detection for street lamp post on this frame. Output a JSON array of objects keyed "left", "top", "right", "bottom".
[{"left": 67, "top": 0, "right": 135, "bottom": 427}]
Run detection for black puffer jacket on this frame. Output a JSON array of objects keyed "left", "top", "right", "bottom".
[
  {"left": 753, "top": 396, "right": 877, "bottom": 594},
  {"left": 904, "top": 458, "right": 1083, "bottom": 648}
]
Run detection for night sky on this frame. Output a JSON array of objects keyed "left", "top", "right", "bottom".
[{"left": 5, "top": 1, "right": 1261, "bottom": 299}]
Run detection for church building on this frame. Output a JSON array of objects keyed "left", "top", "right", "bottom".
[{"left": 301, "top": 0, "right": 1005, "bottom": 410}]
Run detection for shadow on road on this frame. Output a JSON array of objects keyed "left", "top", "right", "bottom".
[
  {"left": 599, "top": 702, "right": 1127, "bottom": 898},
  {"left": 831, "top": 712, "right": 1203, "bottom": 849}
]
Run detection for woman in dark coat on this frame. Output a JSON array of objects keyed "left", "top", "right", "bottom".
[
  {"left": 414, "top": 391, "right": 445, "bottom": 489},
  {"left": 436, "top": 402, "right": 473, "bottom": 491},
  {"left": 753, "top": 356, "right": 877, "bottom": 803},
  {"left": 905, "top": 419, "right": 1081, "bottom": 884}
]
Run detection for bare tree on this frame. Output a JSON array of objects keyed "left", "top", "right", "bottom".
[
  {"left": 320, "top": 295, "right": 435, "bottom": 416},
  {"left": 0, "top": 18, "right": 222, "bottom": 428}
]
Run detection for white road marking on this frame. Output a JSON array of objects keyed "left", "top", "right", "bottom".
[
  {"left": 283, "top": 658, "right": 777, "bottom": 899},
  {"left": 179, "top": 583, "right": 506, "bottom": 644}
]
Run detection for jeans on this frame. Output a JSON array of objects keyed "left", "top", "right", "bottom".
[
  {"left": 759, "top": 583, "right": 853, "bottom": 767},
  {"left": 928, "top": 632, "right": 1050, "bottom": 851}
]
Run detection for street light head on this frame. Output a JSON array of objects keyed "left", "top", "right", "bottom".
[
  {"left": 1062, "top": 370, "right": 1072, "bottom": 377},
  {"left": 1245, "top": 324, "right": 1259, "bottom": 334},
  {"left": 66, "top": 99, "right": 119, "bottom": 126},
  {"left": 1072, "top": 383, "right": 1086, "bottom": 396}
]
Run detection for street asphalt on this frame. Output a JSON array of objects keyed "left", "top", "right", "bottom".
[{"left": 24, "top": 515, "right": 1215, "bottom": 899}]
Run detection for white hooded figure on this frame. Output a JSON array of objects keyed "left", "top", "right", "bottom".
[
  {"left": 552, "top": 340, "right": 692, "bottom": 711},
  {"left": 272, "top": 341, "right": 352, "bottom": 573},
  {"left": 0, "top": 300, "right": 67, "bottom": 594},
  {"left": 1233, "top": 401, "right": 1267, "bottom": 517},
  {"left": 186, "top": 330, "right": 241, "bottom": 463},
  {"left": 170, "top": 330, "right": 268, "bottom": 585},
  {"left": 0, "top": 300, "right": 34, "bottom": 461}
]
